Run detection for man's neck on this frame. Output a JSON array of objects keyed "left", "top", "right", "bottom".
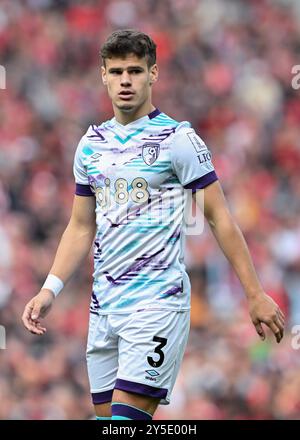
[{"left": 113, "top": 103, "right": 156, "bottom": 126}]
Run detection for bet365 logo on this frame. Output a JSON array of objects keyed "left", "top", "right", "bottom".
[{"left": 0, "top": 325, "right": 6, "bottom": 349}]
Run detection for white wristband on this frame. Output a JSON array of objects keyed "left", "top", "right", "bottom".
[{"left": 42, "top": 274, "right": 64, "bottom": 297}]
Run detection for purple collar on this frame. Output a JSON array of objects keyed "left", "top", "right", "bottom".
[{"left": 148, "top": 108, "right": 161, "bottom": 119}]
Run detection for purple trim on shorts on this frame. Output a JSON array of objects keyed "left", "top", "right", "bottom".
[
  {"left": 148, "top": 108, "right": 161, "bottom": 119},
  {"left": 92, "top": 389, "right": 113, "bottom": 404},
  {"left": 75, "top": 183, "right": 94, "bottom": 197},
  {"left": 111, "top": 403, "right": 152, "bottom": 420},
  {"left": 184, "top": 171, "right": 218, "bottom": 193},
  {"left": 115, "top": 378, "right": 167, "bottom": 399}
]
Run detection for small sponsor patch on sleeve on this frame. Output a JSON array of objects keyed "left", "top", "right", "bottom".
[{"left": 186, "top": 131, "right": 207, "bottom": 153}]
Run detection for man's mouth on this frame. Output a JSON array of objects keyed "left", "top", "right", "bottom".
[{"left": 118, "top": 90, "right": 135, "bottom": 100}]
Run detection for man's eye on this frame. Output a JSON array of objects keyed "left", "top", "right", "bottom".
[{"left": 130, "top": 70, "right": 141, "bottom": 74}]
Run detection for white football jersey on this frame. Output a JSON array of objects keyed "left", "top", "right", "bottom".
[{"left": 73, "top": 109, "right": 218, "bottom": 314}]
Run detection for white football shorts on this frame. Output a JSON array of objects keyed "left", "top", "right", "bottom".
[{"left": 86, "top": 309, "right": 190, "bottom": 405}]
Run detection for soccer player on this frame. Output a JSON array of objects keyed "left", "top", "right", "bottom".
[{"left": 22, "top": 30, "right": 285, "bottom": 421}]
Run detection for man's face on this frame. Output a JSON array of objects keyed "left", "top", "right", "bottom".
[{"left": 101, "top": 54, "right": 158, "bottom": 113}]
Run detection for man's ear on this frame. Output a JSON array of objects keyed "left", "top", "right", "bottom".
[
  {"left": 101, "top": 66, "right": 107, "bottom": 86},
  {"left": 149, "top": 64, "right": 158, "bottom": 85}
]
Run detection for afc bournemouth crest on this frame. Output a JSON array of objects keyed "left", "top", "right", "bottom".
[{"left": 142, "top": 143, "right": 160, "bottom": 165}]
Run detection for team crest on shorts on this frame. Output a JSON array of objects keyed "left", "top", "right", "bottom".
[{"left": 142, "top": 143, "right": 160, "bottom": 165}]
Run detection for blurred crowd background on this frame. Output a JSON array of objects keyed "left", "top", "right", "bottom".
[{"left": 1, "top": 0, "right": 300, "bottom": 420}]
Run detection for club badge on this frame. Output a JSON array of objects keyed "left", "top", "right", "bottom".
[{"left": 142, "top": 143, "right": 160, "bottom": 166}]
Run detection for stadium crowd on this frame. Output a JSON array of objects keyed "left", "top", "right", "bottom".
[{"left": 1, "top": 0, "right": 300, "bottom": 419}]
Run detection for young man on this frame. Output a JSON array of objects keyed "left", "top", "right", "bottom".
[{"left": 22, "top": 30, "right": 284, "bottom": 421}]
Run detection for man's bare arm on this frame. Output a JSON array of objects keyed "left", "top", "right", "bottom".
[
  {"left": 22, "top": 195, "right": 96, "bottom": 335},
  {"left": 48, "top": 195, "right": 96, "bottom": 283},
  {"left": 193, "top": 181, "right": 284, "bottom": 342}
]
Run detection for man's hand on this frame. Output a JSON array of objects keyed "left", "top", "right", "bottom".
[
  {"left": 248, "top": 293, "right": 285, "bottom": 343},
  {"left": 22, "top": 289, "right": 55, "bottom": 335}
]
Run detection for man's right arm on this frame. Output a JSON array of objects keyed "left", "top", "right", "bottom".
[
  {"left": 22, "top": 195, "right": 96, "bottom": 334},
  {"left": 47, "top": 194, "right": 96, "bottom": 284}
]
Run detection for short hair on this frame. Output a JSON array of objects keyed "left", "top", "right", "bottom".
[{"left": 100, "top": 29, "right": 156, "bottom": 68}]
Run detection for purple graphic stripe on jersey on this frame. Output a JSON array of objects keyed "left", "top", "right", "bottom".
[
  {"left": 115, "top": 379, "right": 168, "bottom": 399},
  {"left": 87, "top": 125, "right": 107, "bottom": 142},
  {"left": 102, "top": 198, "right": 142, "bottom": 229},
  {"left": 148, "top": 108, "right": 161, "bottom": 119},
  {"left": 170, "top": 225, "right": 181, "bottom": 240},
  {"left": 104, "top": 248, "right": 165, "bottom": 285},
  {"left": 184, "top": 171, "right": 218, "bottom": 193},
  {"left": 92, "top": 389, "right": 113, "bottom": 404},
  {"left": 94, "top": 239, "right": 102, "bottom": 261},
  {"left": 75, "top": 184, "right": 94, "bottom": 196},
  {"left": 159, "top": 285, "right": 182, "bottom": 299},
  {"left": 142, "top": 127, "right": 176, "bottom": 142},
  {"left": 91, "top": 291, "right": 101, "bottom": 310}
]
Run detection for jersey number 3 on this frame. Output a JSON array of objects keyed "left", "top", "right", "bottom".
[{"left": 147, "top": 336, "right": 168, "bottom": 368}]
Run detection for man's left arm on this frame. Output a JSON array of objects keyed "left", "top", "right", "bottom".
[{"left": 194, "top": 180, "right": 285, "bottom": 343}]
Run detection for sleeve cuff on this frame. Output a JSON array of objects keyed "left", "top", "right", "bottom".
[
  {"left": 75, "top": 183, "right": 94, "bottom": 197},
  {"left": 183, "top": 171, "right": 218, "bottom": 193}
]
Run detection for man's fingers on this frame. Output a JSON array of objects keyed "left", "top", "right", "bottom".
[
  {"left": 22, "top": 303, "right": 33, "bottom": 323},
  {"left": 274, "top": 317, "right": 284, "bottom": 340},
  {"left": 254, "top": 322, "right": 265, "bottom": 341},
  {"left": 254, "top": 316, "right": 284, "bottom": 343},
  {"left": 30, "top": 318, "right": 46, "bottom": 331},
  {"left": 22, "top": 303, "right": 34, "bottom": 329},
  {"left": 267, "top": 320, "right": 282, "bottom": 343},
  {"left": 27, "top": 318, "right": 46, "bottom": 335},
  {"left": 278, "top": 309, "right": 285, "bottom": 321},
  {"left": 278, "top": 313, "right": 285, "bottom": 325},
  {"left": 277, "top": 314, "right": 285, "bottom": 328},
  {"left": 24, "top": 320, "right": 45, "bottom": 335},
  {"left": 22, "top": 302, "right": 46, "bottom": 335},
  {"left": 31, "top": 303, "right": 41, "bottom": 320}
]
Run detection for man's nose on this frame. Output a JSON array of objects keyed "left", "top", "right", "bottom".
[{"left": 120, "top": 71, "right": 131, "bottom": 86}]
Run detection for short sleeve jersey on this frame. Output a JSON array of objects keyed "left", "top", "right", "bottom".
[{"left": 73, "top": 109, "right": 218, "bottom": 314}]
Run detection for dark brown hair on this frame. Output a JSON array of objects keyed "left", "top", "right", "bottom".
[{"left": 100, "top": 29, "right": 157, "bottom": 68}]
